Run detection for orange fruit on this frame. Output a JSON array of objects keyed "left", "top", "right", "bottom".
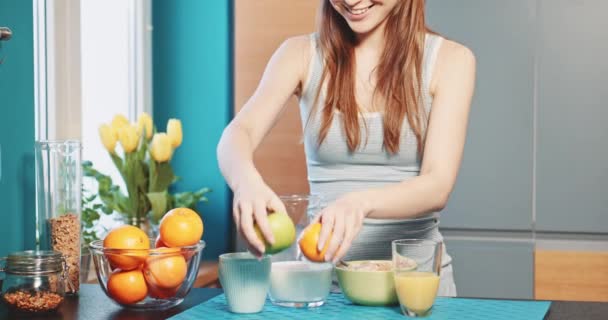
[
  {"left": 143, "top": 249, "right": 187, "bottom": 290},
  {"left": 156, "top": 235, "right": 194, "bottom": 262},
  {"left": 148, "top": 284, "right": 179, "bottom": 299},
  {"left": 155, "top": 235, "right": 167, "bottom": 248},
  {"left": 159, "top": 208, "right": 203, "bottom": 247},
  {"left": 149, "top": 246, "right": 181, "bottom": 255},
  {"left": 107, "top": 269, "right": 148, "bottom": 304},
  {"left": 298, "top": 222, "right": 331, "bottom": 262},
  {"left": 103, "top": 225, "right": 150, "bottom": 270},
  {"left": 180, "top": 247, "right": 196, "bottom": 263}
]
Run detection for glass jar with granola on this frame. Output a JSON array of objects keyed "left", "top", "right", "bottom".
[
  {"left": 35, "top": 140, "right": 82, "bottom": 294},
  {"left": 0, "top": 250, "right": 67, "bottom": 314}
]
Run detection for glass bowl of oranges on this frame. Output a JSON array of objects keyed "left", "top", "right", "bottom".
[{"left": 89, "top": 208, "right": 205, "bottom": 310}]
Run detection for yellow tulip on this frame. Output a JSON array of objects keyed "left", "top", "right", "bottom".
[
  {"left": 137, "top": 112, "right": 154, "bottom": 140},
  {"left": 99, "top": 124, "right": 118, "bottom": 153},
  {"left": 167, "top": 119, "right": 183, "bottom": 148},
  {"left": 111, "top": 114, "right": 130, "bottom": 132},
  {"left": 118, "top": 125, "right": 140, "bottom": 153},
  {"left": 150, "top": 133, "right": 173, "bottom": 162}
]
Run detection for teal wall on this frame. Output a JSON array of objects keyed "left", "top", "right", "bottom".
[
  {"left": 152, "top": 0, "right": 233, "bottom": 260},
  {"left": 0, "top": 0, "right": 36, "bottom": 257}
]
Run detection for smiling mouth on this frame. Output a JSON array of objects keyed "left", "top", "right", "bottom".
[{"left": 345, "top": 4, "right": 374, "bottom": 15}]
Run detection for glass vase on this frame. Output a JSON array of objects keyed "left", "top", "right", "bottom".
[{"left": 35, "top": 140, "right": 82, "bottom": 294}]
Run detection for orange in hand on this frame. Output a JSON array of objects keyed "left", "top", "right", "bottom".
[
  {"left": 107, "top": 269, "right": 148, "bottom": 305},
  {"left": 299, "top": 222, "right": 331, "bottom": 262},
  {"left": 143, "top": 248, "right": 187, "bottom": 290},
  {"left": 103, "top": 225, "right": 150, "bottom": 270},
  {"left": 159, "top": 207, "right": 204, "bottom": 247}
]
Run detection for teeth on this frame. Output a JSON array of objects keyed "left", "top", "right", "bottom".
[{"left": 348, "top": 5, "right": 372, "bottom": 15}]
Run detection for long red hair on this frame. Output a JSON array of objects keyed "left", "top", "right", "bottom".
[{"left": 314, "top": 0, "right": 431, "bottom": 155}]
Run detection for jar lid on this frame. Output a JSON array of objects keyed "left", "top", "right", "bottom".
[{"left": 2, "top": 250, "right": 64, "bottom": 275}]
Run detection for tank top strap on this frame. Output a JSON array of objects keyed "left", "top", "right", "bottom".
[
  {"left": 423, "top": 34, "right": 444, "bottom": 92},
  {"left": 301, "top": 33, "right": 324, "bottom": 109}
]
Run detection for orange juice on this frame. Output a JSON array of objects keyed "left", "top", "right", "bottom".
[{"left": 394, "top": 272, "right": 440, "bottom": 314}]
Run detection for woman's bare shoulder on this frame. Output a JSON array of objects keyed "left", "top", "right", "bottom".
[
  {"left": 431, "top": 38, "right": 476, "bottom": 94},
  {"left": 281, "top": 34, "right": 312, "bottom": 50},
  {"left": 437, "top": 39, "right": 475, "bottom": 72},
  {"left": 276, "top": 35, "right": 313, "bottom": 66},
  {"left": 271, "top": 35, "right": 313, "bottom": 88}
]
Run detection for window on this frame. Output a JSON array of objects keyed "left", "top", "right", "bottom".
[{"left": 36, "top": 0, "right": 152, "bottom": 234}]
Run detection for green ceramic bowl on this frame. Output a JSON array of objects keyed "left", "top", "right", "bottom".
[{"left": 335, "top": 260, "right": 399, "bottom": 306}]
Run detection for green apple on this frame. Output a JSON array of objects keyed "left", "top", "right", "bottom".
[{"left": 254, "top": 212, "right": 296, "bottom": 254}]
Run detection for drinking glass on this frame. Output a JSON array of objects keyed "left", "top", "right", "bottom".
[
  {"left": 392, "top": 239, "right": 442, "bottom": 317},
  {"left": 218, "top": 252, "right": 271, "bottom": 313}
]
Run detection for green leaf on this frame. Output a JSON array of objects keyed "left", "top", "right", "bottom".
[
  {"left": 171, "top": 187, "right": 212, "bottom": 211},
  {"left": 149, "top": 161, "right": 175, "bottom": 192},
  {"left": 85, "top": 194, "right": 97, "bottom": 203},
  {"left": 82, "top": 208, "right": 100, "bottom": 228},
  {"left": 147, "top": 191, "right": 169, "bottom": 224},
  {"left": 137, "top": 132, "right": 148, "bottom": 160},
  {"left": 82, "top": 160, "right": 131, "bottom": 216},
  {"left": 110, "top": 153, "right": 125, "bottom": 177},
  {"left": 194, "top": 187, "right": 211, "bottom": 197}
]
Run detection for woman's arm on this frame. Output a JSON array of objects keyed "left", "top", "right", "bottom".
[
  {"left": 318, "top": 40, "right": 477, "bottom": 262},
  {"left": 217, "top": 36, "right": 311, "bottom": 254},
  {"left": 362, "top": 40, "right": 477, "bottom": 219}
]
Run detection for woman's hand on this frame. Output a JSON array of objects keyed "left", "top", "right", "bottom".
[
  {"left": 313, "top": 192, "right": 371, "bottom": 263},
  {"left": 233, "top": 181, "right": 287, "bottom": 256}
]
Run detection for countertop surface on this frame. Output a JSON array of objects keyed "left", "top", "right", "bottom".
[{"left": 0, "top": 284, "right": 606, "bottom": 320}]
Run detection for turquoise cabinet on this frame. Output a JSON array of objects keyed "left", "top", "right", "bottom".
[{"left": 0, "top": 0, "right": 36, "bottom": 256}]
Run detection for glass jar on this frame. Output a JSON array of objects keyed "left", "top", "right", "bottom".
[
  {"left": 35, "top": 140, "right": 82, "bottom": 294},
  {"left": 0, "top": 251, "right": 67, "bottom": 314}
]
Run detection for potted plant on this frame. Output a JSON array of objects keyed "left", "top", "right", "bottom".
[{"left": 83, "top": 113, "right": 210, "bottom": 238}]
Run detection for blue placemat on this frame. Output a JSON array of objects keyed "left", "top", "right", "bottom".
[{"left": 170, "top": 293, "right": 551, "bottom": 320}]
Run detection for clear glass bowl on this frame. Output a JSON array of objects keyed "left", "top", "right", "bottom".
[
  {"left": 89, "top": 240, "right": 205, "bottom": 310},
  {"left": 267, "top": 194, "right": 333, "bottom": 308},
  {"left": 269, "top": 260, "right": 333, "bottom": 307}
]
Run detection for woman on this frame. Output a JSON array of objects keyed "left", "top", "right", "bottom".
[{"left": 218, "top": 0, "right": 475, "bottom": 296}]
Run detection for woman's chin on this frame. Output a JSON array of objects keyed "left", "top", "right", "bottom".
[
  {"left": 346, "top": 20, "right": 374, "bottom": 34},
  {"left": 347, "top": 21, "right": 381, "bottom": 37}
]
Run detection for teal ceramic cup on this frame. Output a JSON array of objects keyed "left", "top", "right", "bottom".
[{"left": 218, "top": 252, "right": 271, "bottom": 313}]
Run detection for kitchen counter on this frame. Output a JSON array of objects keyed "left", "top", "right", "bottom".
[{"left": 0, "top": 284, "right": 606, "bottom": 319}]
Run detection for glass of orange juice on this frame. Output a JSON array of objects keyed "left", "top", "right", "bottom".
[{"left": 392, "top": 239, "right": 443, "bottom": 317}]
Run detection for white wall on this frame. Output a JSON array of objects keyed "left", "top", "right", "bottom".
[
  {"left": 79, "top": 0, "right": 151, "bottom": 229},
  {"left": 81, "top": 0, "right": 131, "bottom": 170}
]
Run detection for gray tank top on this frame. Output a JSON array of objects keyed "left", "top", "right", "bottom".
[{"left": 298, "top": 33, "right": 451, "bottom": 265}]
